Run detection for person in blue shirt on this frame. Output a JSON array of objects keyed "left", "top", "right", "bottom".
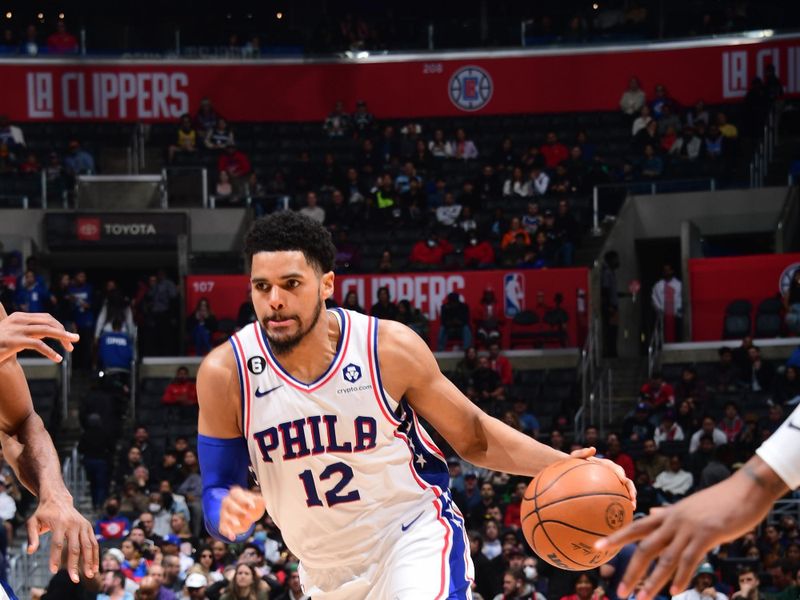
[
  {"left": 97, "top": 319, "right": 133, "bottom": 372},
  {"left": 14, "top": 270, "right": 51, "bottom": 313},
  {"left": 67, "top": 270, "right": 94, "bottom": 368}
]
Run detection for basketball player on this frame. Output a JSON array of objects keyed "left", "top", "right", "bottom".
[
  {"left": 198, "top": 212, "right": 635, "bottom": 599},
  {"left": 597, "top": 403, "right": 800, "bottom": 600},
  {"left": 0, "top": 306, "right": 100, "bottom": 592}
]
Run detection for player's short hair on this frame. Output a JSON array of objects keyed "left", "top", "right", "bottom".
[{"left": 244, "top": 211, "right": 336, "bottom": 274}]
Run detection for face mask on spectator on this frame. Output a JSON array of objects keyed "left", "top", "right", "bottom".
[
  {"left": 149, "top": 503, "right": 161, "bottom": 513},
  {"left": 253, "top": 531, "right": 267, "bottom": 542},
  {"left": 524, "top": 565, "right": 537, "bottom": 580}
]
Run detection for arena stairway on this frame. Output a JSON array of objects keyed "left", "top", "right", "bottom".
[{"left": 603, "top": 356, "right": 648, "bottom": 425}]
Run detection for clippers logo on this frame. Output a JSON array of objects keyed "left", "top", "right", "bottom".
[
  {"left": 448, "top": 66, "right": 493, "bottom": 112},
  {"left": 504, "top": 273, "right": 525, "bottom": 317},
  {"left": 76, "top": 218, "right": 101, "bottom": 241},
  {"left": 779, "top": 262, "right": 800, "bottom": 296},
  {"left": 342, "top": 363, "right": 362, "bottom": 383}
]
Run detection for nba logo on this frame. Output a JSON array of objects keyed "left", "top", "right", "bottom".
[{"left": 504, "top": 273, "right": 525, "bottom": 317}]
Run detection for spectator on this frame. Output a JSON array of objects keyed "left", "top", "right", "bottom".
[
  {"left": 488, "top": 342, "right": 513, "bottom": 386},
  {"left": 220, "top": 563, "right": 267, "bottom": 600},
  {"left": 204, "top": 118, "right": 235, "bottom": 151},
  {"left": 151, "top": 451, "right": 182, "bottom": 490},
  {"left": 670, "top": 126, "right": 702, "bottom": 161},
  {"left": 620, "top": 76, "right": 646, "bottom": 116},
  {"left": 649, "top": 84, "right": 676, "bottom": 119},
  {"left": 377, "top": 249, "right": 395, "bottom": 273},
  {"left": 396, "top": 299, "right": 429, "bottom": 342},
  {"left": 703, "top": 123, "right": 726, "bottom": 160},
  {"left": 632, "top": 105, "right": 653, "bottom": 136},
  {"left": 46, "top": 19, "right": 78, "bottom": 53},
  {"left": 351, "top": 100, "right": 374, "bottom": 136},
  {"left": 501, "top": 217, "right": 531, "bottom": 250},
  {"left": 774, "top": 366, "right": 800, "bottom": 406},
  {"left": 435, "top": 192, "right": 463, "bottom": 228},
  {"left": 503, "top": 167, "right": 532, "bottom": 198},
  {"left": 63, "top": 139, "right": 95, "bottom": 177},
  {"left": 187, "top": 297, "right": 218, "bottom": 356},
  {"left": 653, "top": 454, "right": 694, "bottom": 504},
  {"left": 719, "top": 402, "right": 744, "bottom": 443},
  {"left": 168, "top": 114, "right": 198, "bottom": 163},
  {"left": 298, "top": 191, "right": 325, "bottom": 224},
  {"left": 274, "top": 564, "right": 307, "bottom": 600},
  {"left": 521, "top": 202, "right": 542, "bottom": 236},
  {"left": 605, "top": 434, "right": 635, "bottom": 479},
  {"left": 659, "top": 125, "right": 678, "bottom": 154},
  {"left": 554, "top": 198, "right": 578, "bottom": 266},
  {"left": 453, "top": 128, "right": 479, "bottom": 160},
  {"left": 636, "top": 438, "right": 669, "bottom": 482},
  {"left": 658, "top": 103, "right": 682, "bottom": 136},
  {"left": 14, "top": 268, "right": 51, "bottom": 313},
  {"left": 457, "top": 205, "right": 478, "bottom": 239},
  {"left": 746, "top": 345, "right": 774, "bottom": 392},
  {"left": 438, "top": 292, "right": 473, "bottom": 351},
  {"left": 675, "top": 366, "right": 708, "bottom": 407},
  {"left": 408, "top": 232, "right": 453, "bottom": 270},
  {"left": 369, "top": 286, "right": 398, "bottom": 321},
  {"left": 213, "top": 173, "right": 234, "bottom": 205},
  {"left": 731, "top": 566, "right": 765, "bottom": 600},
  {"left": 94, "top": 496, "right": 131, "bottom": 541},
  {"left": 784, "top": 268, "right": 800, "bottom": 335},
  {"left": 193, "top": 98, "right": 221, "bottom": 136},
  {"left": 98, "top": 570, "right": 134, "bottom": 600},
  {"left": 464, "top": 232, "right": 495, "bottom": 269},
  {"left": 686, "top": 100, "right": 710, "bottom": 128},
  {"left": 95, "top": 280, "right": 135, "bottom": 340},
  {"left": 651, "top": 263, "right": 682, "bottom": 342},
  {"left": 471, "top": 356, "right": 506, "bottom": 409},
  {"left": 161, "top": 367, "right": 197, "bottom": 406},
  {"left": 0, "top": 116, "right": 25, "bottom": 151},
  {"left": 394, "top": 161, "right": 421, "bottom": 194},
  {"left": 641, "top": 144, "right": 663, "bottom": 179},
  {"left": 217, "top": 143, "right": 251, "bottom": 186},
  {"left": 671, "top": 563, "right": 727, "bottom": 600},
  {"left": 502, "top": 233, "right": 532, "bottom": 268},
  {"left": 323, "top": 100, "right": 350, "bottom": 137},
  {"left": 341, "top": 291, "right": 364, "bottom": 314},
  {"left": 79, "top": 412, "right": 113, "bottom": 509},
  {"left": 18, "top": 151, "right": 40, "bottom": 174},
  {"left": 633, "top": 119, "right": 660, "bottom": 154},
  {"left": 622, "top": 403, "right": 655, "bottom": 443},
  {"left": 713, "top": 346, "right": 740, "bottom": 392},
  {"left": 540, "top": 131, "right": 569, "bottom": 169},
  {"left": 429, "top": 128, "right": 454, "bottom": 159},
  {"left": 511, "top": 398, "right": 540, "bottom": 437},
  {"left": 717, "top": 112, "right": 739, "bottom": 138},
  {"left": 699, "top": 443, "right": 732, "bottom": 489},
  {"left": 689, "top": 415, "right": 728, "bottom": 453},
  {"left": 97, "top": 318, "right": 134, "bottom": 375},
  {"left": 68, "top": 270, "right": 95, "bottom": 368},
  {"left": 653, "top": 411, "right": 684, "bottom": 448}
]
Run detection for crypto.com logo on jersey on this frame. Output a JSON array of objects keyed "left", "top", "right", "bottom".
[
  {"left": 26, "top": 70, "right": 190, "bottom": 120},
  {"left": 722, "top": 43, "right": 800, "bottom": 98}
]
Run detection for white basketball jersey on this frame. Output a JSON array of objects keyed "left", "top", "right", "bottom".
[{"left": 229, "top": 308, "right": 452, "bottom": 569}]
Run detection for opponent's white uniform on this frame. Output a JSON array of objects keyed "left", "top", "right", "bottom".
[{"left": 229, "top": 308, "right": 474, "bottom": 599}]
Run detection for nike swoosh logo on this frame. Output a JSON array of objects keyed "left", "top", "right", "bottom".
[
  {"left": 255, "top": 385, "right": 283, "bottom": 398},
  {"left": 401, "top": 511, "right": 424, "bottom": 532}
]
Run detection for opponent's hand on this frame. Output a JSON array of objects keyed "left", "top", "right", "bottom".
[
  {"left": 0, "top": 312, "right": 79, "bottom": 364},
  {"left": 27, "top": 494, "right": 99, "bottom": 583},
  {"left": 570, "top": 447, "right": 637, "bottom": 509},
  {"left": 594, "top": 458, "right": 783, "bottom": 600},
  {"left": 219, "top": 486, "right": 265, "bottom": 541}
]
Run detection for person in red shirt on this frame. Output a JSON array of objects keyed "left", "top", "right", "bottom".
[
  {"left": 560, "top": 571, "right": 609, "bottom": 600},
  {"left": 639, "top": 371, "right": 675, "bottom": 410},
  {"left": 540, "top": 131, "right": 569, "bottom": 169},
  {"left": 408, "top": 233, "right": 453, "bottom": 269},
  {"left": 217, "top": 143, "right": 252, "bottom": 180},
  {"left": 18, "top": 152, "right": 41, "bottom": 174},
  {"left": 161, "top": 366, "right": 198, "bottom": 406},
  {"left": 488, "top": 341, "right": 513, "bottom": 386},
  {"left": 501, "top": 217, "right": 531, "bottom": 250},
  {"left": 503, "top": 480, "right": 527, "bottom": 531},
  {"left": 605, "top": 434, "right": 635, "bottom": 479},
  {"left": 47, "top": 20, "right": 78, "bottom": 54},
  {"left": 463, "top": 234, "right": 495, "bottom": 269}
]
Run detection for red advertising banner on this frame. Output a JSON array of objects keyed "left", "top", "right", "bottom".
[
  {"left": 2, "top": 34, "right": 799, "bottom": 122},
  {"left": 186, "top": 268, "right": 589, "bottom": 349},
  {"left": 688, "top": 253, "right": 800, "bottom": 341}
]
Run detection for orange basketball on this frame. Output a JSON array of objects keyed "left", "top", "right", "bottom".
[{"left": 520, "top": 457, "right": 634, "bottom": 571}]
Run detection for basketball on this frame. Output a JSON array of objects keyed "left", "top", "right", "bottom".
[{"left": 520, "top": 457, "right": 634, "bottom": 571}]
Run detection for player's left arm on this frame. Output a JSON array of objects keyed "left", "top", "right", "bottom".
[
  {"left": 0, "top": 310, "right": 98, "bottom": 582},
  {"left": 379, "top": 320, "right": 635, "bottom": 502}
]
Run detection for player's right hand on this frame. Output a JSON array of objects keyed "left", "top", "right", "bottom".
[
  {"left": 219, "top": 486, "right": 265, "bottom": 541},
  {"left": 0, "top": 312, "right": 79, "bottom": 364}
]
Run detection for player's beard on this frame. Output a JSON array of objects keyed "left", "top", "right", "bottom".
[{"left": 262, "top": 295, "right": 324, "bottom": 356}]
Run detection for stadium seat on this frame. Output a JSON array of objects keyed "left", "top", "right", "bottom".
[
  {"left": 754, "top": 297, "right": 783, "bottom": 338},
  {"left": 722, "top": 299, "right": 753, "bottom": 339},
  {"left": 509, "top": 310, "right": 539, "bottom": 349}
]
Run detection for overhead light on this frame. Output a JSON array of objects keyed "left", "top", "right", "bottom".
[
  {"left": 276, "top": 12, "right": 283, "bottom": 19},
  {"left": 58, "top": 12, "right": 65, "bottom": 19},
  {"left": 592, "top": 3, "right": 599, "bottom": 9},
  {"left": 4, "top": 11, "right": 11, "bottom": 19},
  {"left": 37, "top": 12, "right": 44, "bottom": 19}
]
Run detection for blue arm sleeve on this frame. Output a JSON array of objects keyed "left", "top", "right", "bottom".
[{"left": 198, "top": 433, "right": 255, "bottom": 543}]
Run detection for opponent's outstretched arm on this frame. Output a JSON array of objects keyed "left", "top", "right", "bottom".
[
  {"left": 378, "top": 320, "right": 636, "bottom": 503},
  {"left": 0, "top": 305, "right": 97, "bottom": 583},
  {"left": 597, "top": 404, "right": 800, "bottom": 600},
  {"left": 197, "top": 342, "right": 265, "bottom": 542}
]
